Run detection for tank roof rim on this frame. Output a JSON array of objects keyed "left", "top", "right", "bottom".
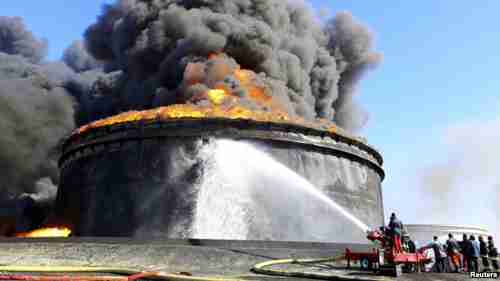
[
  {"left": 68, "top": 117, "right": 384, "bottom": 165},
  {"left": 59, "top": 118, "right": 385, "bottom": 180}
]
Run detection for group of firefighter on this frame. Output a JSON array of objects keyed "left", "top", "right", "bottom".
[{"left": 383, "top": 213, "right": 499, "bottom": 273}]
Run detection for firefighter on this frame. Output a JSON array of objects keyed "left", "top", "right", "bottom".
[
  {"left": 379, "top": 226, "right": 393, "bottom": 252},
  {"left": 446, "top": 233, "right": 461, "bottom": 273},
  {"left": 388, "top": 213, "right": 403, "bottom": 253},
  {"left": 469, "top": 235, "right": 480, "bottom": 272},
  {"left": 460, "top": 234, "right": 469, "bottom": 272},
  {"left": 479, "top": 236, "right": 490, "bottom": 271},
  {"left": 488, "top": 236, "right": 499, "bottom": 271},
  {"left": 403, "top": 233, "right": 417, "bottom": 272},
  {"left": 402, "top": 231, "right": 410, "bottom": 252},
  {"left": 421, "top": 236, "right": 447, "bottom": 272},
  {"left": 408, "top": 237, "right": 417, "bottom": 253}
]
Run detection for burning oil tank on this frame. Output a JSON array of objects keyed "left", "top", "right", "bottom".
[{"left": 55, "top": 116, "right": 384, "bottom": 243}]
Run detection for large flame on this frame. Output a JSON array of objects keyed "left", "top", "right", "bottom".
[
  {"left": 207, "top": 89, "right": 227, "bottom": 105},
  {"left": 76, "top": 104, "right": 294, "bottom": 135},
  {"left": 75, "top": 53, "right": 345, "bottom": 137},
  {"left": 15, "top": 226, "right": 72, "bottom": 238}
]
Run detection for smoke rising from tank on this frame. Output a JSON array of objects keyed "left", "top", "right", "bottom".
[
  {"left": 0, "top": 55, "right": 73, "bottom": 198},
  {"left": 82, "top": 0, "right": 380, "bottom": 131},
  {"left": 0, "top": 17, "right": 103, "bottom": 220},
  {"left": 0, "top": 1, "right": 381, "bottom": 234},
  {"left": 62, "top": 41, "right": 103, "bottom": 73}
]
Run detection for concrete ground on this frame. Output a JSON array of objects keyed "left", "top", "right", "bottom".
[
  {"left": 0, "top": 238, "right": 491, "bottom": 280},
  {"left": 264, "top": 260, "right": 492, "bottom": 280}
]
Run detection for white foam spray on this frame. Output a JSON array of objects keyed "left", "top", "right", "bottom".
[{"left": 192, "top": 139, "right": 370, "bottom": 241}]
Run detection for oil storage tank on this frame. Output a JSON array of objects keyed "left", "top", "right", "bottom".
[
  {"left": 406, "top": 224, "right": 491, "bottom": 245},
  {"left": 56, "top": 115, "right": 385, "bottom": 243}
]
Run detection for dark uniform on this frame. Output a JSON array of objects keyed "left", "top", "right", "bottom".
[
  {"left": 408, "top": 239, "right": 416, "bottom": 253},
  {"left": 488, "top": 237, "right": 499, "bottom": 271},
  {"left": 460, "top": 234, "right": 469, "bottom": 271},
  {"left": 402, "top": 233, "right": 416, "bottom": 272},
  {"left": 479, "top": 236, "right": 490, "bottom": 271}
]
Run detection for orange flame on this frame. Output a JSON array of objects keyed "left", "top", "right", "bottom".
[
  {"left": 73, "top": 103, "right": 344, "bottom": 137},
  {"left": 74, "top": 53, "right": 347, "bottom": 138},
  {"left": 207, "top": 89, "right": 228, "bottom": 105},
  {"left": 15, "top": 226, "right": 72, "bottom": 238}
]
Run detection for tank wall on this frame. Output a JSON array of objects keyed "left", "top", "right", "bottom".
[
  {"left": 57, "top": 138, "right": 205, "bottom": 237},
  {"left": 263, "top": 143, "right": 384, "bottom": 230},
  {"left": 57, "top": 129, "right": 384, "bottom": 242}
]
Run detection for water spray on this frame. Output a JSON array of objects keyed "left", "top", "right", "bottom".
[{"left": 192, "top": 139, "right": 370, "bottom": 241}]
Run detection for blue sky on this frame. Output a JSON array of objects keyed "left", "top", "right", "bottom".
[{"left": 3, "top": 1, "right": 499, "bottom": 238}]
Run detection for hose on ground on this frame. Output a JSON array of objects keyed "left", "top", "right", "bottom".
[
  {"left": 251, "top": 255, "right": 384, "bottom": 280},
  {"left": 0, "top": 259, "right": 381, "bottom": 281},
  {"left": 0, "top": 266, "right": 246, "bottom": 281}
]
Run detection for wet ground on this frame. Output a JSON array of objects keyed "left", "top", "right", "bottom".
[{"left": 0, "top": 238, "right": 495, "bottom": 280}]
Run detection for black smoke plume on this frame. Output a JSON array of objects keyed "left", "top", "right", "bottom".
[
  {"left": 82, "top": 0, "right": 380, "bottom": 131},
  {"left": 63, "top": 41, "right": 103, "bottom": 72},
  {"left": 0, "top": 1, "right": 381, "bottom": 233},
  {"left": 0, "top": 17, "right": 102, "bottom": 233},
  {"left": 0, "top": 16, "right": 48, "bottom": 64}
]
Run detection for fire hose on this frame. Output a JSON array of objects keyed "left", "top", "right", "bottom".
[
  {"left": 0, "top": 256, "right": 385, "bottom": 281},
  {"left": 0, "top": 266, "right": 246, "bottom": 281},
  {"left": 251, "top": 255, "right": 388, "bottom": 281}
]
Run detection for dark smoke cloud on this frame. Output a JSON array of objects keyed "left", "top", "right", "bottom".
[
  {"left": 82, "top": 0, "right": 380, "bottom": 131},
  {"left": 62, "top": 41, "right": 103, "bottom": 72},
  {"left": 0, "top": 1, "right": 380, "bottom": 232},
  {"left": 0, "top": 17, "right": 104, "bottom": 231},
  {"left": 326, "top": 12, "right": 381, "bottom": 130},
  {"left": 0, "top": 54, "right": 75, "bottom": 198},
  {"left": 0, "top": 16, "right": 48, "bottom": 64}
]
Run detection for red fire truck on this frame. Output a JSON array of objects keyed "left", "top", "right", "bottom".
[{"left": 345, "top": 229, "right": 432, "bottom": 276}]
